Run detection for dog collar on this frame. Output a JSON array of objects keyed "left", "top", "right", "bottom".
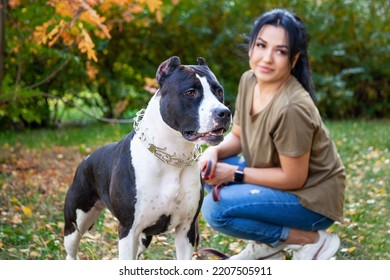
[{"left": 133, "top": 109, "right": 201, "bottom": 168}]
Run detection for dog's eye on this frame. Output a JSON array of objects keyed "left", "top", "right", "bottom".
[
  {"left": 216, "top": 89, "right": 224, "bottom": 98},
  {"left": 185, "top": 89, "right": 196, "bottom": 97}
]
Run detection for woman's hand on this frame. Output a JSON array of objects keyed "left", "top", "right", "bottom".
[
  {"left": 199, "top": 124, "right": 243, "bottom": 184},
  {"left": 199, "top": 147, "right": 218, "bottom": 180},
  {"left": 204, "top": 162, "right": 237, "bottom": 186}
]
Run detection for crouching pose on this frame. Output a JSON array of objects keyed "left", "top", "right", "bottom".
[{"left": 200, "top": 9, "right": 345, "bottom": 260}]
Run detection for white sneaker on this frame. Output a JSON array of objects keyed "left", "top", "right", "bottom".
[
  {"left": 291, "top": 230, "right": 340, "bottom": 260},
  {"left": 228, "top": 241, "right": 285, "bottom": 260}
]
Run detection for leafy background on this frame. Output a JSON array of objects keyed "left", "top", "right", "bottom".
[{"left": 1, "top": 0, "right": 389, "bottom": 129}]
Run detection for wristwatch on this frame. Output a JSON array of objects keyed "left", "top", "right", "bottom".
[{"left": 234, "top": 165, "right": 245, "bottom": 183}]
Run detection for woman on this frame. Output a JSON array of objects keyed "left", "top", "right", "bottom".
[{"left": 200, "top": 9, "right": 345, "bottom": 260}]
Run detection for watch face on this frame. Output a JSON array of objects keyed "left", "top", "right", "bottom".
[{"left": 234, "top": 171, "right": 244, "bottom": 183}]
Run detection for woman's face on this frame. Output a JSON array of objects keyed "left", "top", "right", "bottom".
[{"left": 249, "top": 25, "right": 296, "bottom": 84}]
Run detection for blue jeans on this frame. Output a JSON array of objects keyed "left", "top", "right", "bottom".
[{"left": 201, "top": 156, "right": 334, "bottom": 247}]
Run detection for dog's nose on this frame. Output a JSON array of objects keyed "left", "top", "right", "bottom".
[{"left": 213, "top": 107, "right": 231, "bottom": 121}]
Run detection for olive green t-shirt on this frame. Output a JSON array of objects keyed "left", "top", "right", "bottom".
[{"left": 234, "top": 70, "right": 345, "bottom": 222}]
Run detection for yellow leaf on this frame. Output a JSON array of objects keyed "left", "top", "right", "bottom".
[
  {"left": 347, "top": 247, "right": 356, "bottom": 253},
  {"left": 22, "top": 206, "right": 33, "bottom": 217},
  {"left": 146, "top": 0, "right": 162, "bottom": 13},
  {"left": 155, "top": 10, "right": 162, "bottom": 24},
  {"left": 54, "top": 1, "right": 74, "bottom": 18},
  {"left": 47, "top": 24, "right": 60, "bottom": 40},
  {"left": 144, "top": 77, "right": 158, "bottom": 88},
  {"left": 129, "top": 4, "right": 144, "bottom": 14},
  {"left": 327, "top": 228, "right": 334, "bottom": 233}
]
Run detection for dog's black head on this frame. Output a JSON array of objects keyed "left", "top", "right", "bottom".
[{"left": 156, "top": 56, "right": 231, "bottom": 146}]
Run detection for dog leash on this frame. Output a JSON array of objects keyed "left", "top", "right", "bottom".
[
  {"left": 193, "top": 248, "right": 230, "bottom": 260},
  {"left": 202, "top": 160, "right": 227, "bottom": 202}
]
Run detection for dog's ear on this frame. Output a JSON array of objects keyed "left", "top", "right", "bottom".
[
  {"left": 197, "top": 57, "right": 207, "bottom": 66},
  {"left": 156, "top": 56, "right": 181, "bottom": 85}
]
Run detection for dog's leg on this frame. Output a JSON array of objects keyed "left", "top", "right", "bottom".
[
  {"left": 118, "top": 226, "right": 140, "bottom": 259},
  {"left": 174, "top": 224, "right": 195, "bottom": 260},
  {"left": 136, "top": 234, "right": 153, "bottom": 259},
  {"left": 64, "top": 200, "right": 104, "bottom": 259},
  {"left": 64, "top": 231, "right": 81, "bottom": 260},
  {"left": 64, "top": 177, "right": 104, "bottom": 260}
]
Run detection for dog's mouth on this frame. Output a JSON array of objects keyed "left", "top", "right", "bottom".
[{"left": 183, "top": 127, "right": 227, "bottom": 145}]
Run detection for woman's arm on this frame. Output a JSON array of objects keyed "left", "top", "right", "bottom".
[
  {"left": 243, "top": 152, "right": 310, "bottom": 190},
  {"left": 204, "top": 148, "right": 310, "bottom": 191},
  {"left": 203, "top": 122, "right": 310, "bottom": 190}
]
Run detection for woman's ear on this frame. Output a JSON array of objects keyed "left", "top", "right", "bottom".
[{"left": 292, "top": 52, "right": 300, "bottom": 68}]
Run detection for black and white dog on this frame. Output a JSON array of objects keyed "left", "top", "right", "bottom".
[{"left": 63, "top": 56, "right": 231, "bottom": 260}]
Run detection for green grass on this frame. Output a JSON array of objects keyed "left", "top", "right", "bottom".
[
  {"left": 324, "top": 120, "right": 390, "bottom": 260},
  {"left": 0, "top": 122, "right": 132, "bottom": 149},
  {"left": 0, "top": 119, "right": 389, "bottom": 260}
]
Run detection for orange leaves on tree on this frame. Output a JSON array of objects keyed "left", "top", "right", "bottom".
[
  {"left": 86, "top": 61, "right": 98, "bottom": 79},
  {"left": 33, "top": 19, "right": 56, "bottom": 46},
  {"left": 33, "top": 0, "right": 168, "bottom": 62},
  {"left": 79, "top": 29, "right": 98, "bottom": 62},
  {"left": 144, "top": 0, "right": 163, "bottom": 13},
  {"left": 7, "top": 0, "right": 21, "bottom": 9},
  {"left": 78, "top": 1, "right": 111, "bottom": 39},
  {"left": 143, "top": 77, "right": 158, "bottom": 94}
]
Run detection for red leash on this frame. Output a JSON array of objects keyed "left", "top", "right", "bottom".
[{"left": 202, "top": 160, "right": 227, "bottom": 202}]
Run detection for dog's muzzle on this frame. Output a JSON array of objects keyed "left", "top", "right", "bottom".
[{"left": 183, "top": 107, "right": 231, "bottom": 146}]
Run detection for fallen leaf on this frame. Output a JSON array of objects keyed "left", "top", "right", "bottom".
[
  {"left": 348, "top": 247, "right": 356, "bottom": 253},
  {"left": 22, "top": 206, "right": 33, "bottom": 217}
]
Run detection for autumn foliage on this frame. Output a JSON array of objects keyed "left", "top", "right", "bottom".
[
  {"left": 1, "top": 0, "right": 389, "bottom": 130},
  {"left": 32, "top": 0, "right": 165, "bottom": 62}
]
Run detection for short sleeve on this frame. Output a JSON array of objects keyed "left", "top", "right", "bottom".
[{"left": 273, "top": 104, "right": 315, "bottom": 157}]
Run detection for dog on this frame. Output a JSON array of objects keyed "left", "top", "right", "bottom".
[{"left": 63, "top": 56, "right": 231, "bottom": 260}]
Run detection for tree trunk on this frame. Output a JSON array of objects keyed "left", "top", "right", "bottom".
[{"left": 0, "top": 0, "right": 5, "bottom": 94}]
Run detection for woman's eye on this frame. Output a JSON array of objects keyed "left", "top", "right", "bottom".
[
  {"left": 185, "top": 89, "right": 196, "bottom": 97},
  {"left": 256, "top": 43, "right": 266, "bottom": 48},
  {"left": 276, "top": 49, "right": 288, "bottom": 55}
]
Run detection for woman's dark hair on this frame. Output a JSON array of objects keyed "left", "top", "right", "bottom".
[{"left": 249, "top": 9, "right": 316, "bottom": 100}]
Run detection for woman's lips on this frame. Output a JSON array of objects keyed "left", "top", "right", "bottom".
[{"left": 259, "top": 65, "right": 273, "bottom": 73}]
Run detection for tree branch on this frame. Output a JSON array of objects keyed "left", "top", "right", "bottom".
[{"left": 23, "top": 56, "right": 72, "bottom": 90}]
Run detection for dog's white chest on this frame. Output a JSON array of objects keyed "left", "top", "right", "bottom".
[{"left": 130, "top": 138, "right": 201, "bottom": 232}]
